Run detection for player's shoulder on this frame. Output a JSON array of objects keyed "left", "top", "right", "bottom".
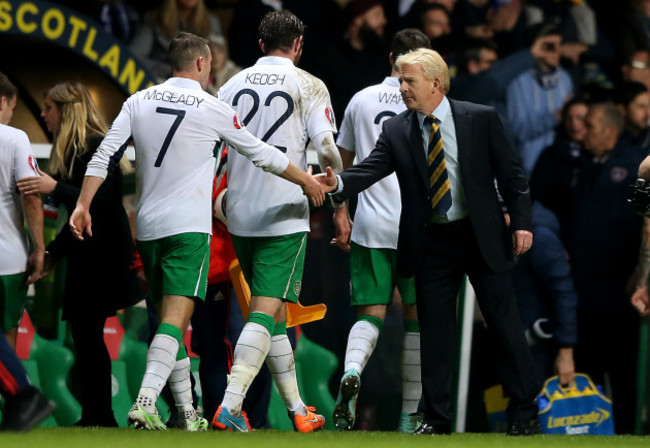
[
  {"left": 293, "top": 67, "right": 330, "bottom": 97},
  {"left": 0, "top": 123, "right": 29, "bottom": 147}
]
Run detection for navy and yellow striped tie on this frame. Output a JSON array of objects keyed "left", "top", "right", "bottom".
[{"left": 425, "top": 115, "right": 452, "bottom": 215}]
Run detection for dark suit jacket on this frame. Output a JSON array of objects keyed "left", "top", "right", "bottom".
[{"left": 338, "top": 98, "right": 533, "bottom": 277}]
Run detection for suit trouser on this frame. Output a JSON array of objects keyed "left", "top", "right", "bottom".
[
  {"left": 415, "top": 219, "right": 540, "bottom": 430},
  {"left": 69, "top": 310, "right": 114, "bottom": 425}
]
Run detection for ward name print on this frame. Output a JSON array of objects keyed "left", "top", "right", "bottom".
[
  {"left": 245, "top": 72, "right": 287, "bottom": 86},
  {"left": 378, "top": 91, "right": 403, "bottom": 105},
  {"left": 143, "top": 89, "right": 205, "bottom": 107}
]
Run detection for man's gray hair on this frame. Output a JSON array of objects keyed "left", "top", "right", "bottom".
[{"left": 395, "top": 48, "right": 450, "bottom": 94}]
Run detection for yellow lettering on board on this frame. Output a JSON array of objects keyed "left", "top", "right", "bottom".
[
  {"left": 99, "top": 44, "right": 120, "bottom": 77},
  {"left": 67, "top": 15, "right": 87, "bottom": 47},
  {"left": 16, "top": 2, "right": 38, "bottom": 34},
  {"left": 82, "top": 26, "right": 98, "bottom": 60},
  {"left": 0, "top": 1, "right": 13, "bottom": 32},
  {"left": 119, "top": 59, "right": 146, "bottom": 94},
  {"left": 41, "top": 8, "right": 65, "bottom": 40}
]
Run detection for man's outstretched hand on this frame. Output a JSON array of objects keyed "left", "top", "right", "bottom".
[
  {"left": 302, "top": 165, "right": 325, "bottom": 207},
  {"left": 314, "top": 166, "right": 338, "bottom": 194}
]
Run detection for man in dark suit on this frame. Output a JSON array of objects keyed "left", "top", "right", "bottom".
[{"left": 317, "top": 48, "right": 540, "bottom": 435}]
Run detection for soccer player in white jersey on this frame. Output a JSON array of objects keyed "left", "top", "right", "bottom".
[
  {"left": 0, "top": 73, "right": 44, "bottom": 349},
  {"left": 213, "top": 10, "right": 347, "bottom": 433},
  {"left": 333, "top": 29, "right": 431, "bottom": 433},
  {"left": 69, "top": 33, "right": 324, "bottom": 432}
]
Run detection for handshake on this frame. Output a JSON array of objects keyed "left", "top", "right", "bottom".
[
  {"left": 301, "top": 166, "right": 340, "bottom": 207},
  {"left": 627, "top": 178, "right": 650, "bottom": 217}
]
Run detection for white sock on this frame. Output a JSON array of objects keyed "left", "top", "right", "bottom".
[
  {"left": 401, "top": 331, "right": 421, "bottom": 414},
  {"left": 138, "top": 333, "right": 179, "bottom": 412},
  {"left": 266, "top": 334, "right": 306, "bottom": 416},
  {"left": 344, "top": 320, "right": 380, "bottom": 374},
  {"left": 222, "top": 322, "right": 271, "bottom": 416},
  {"left": 169, "top": 356, "right": 194, "bottom": 415}
]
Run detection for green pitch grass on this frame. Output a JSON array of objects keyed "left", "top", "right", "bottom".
[{"left": 3, "top": 429, "right": 650, "bottom": 448}]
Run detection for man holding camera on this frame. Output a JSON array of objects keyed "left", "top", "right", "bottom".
[{"left": 505, "top": 23, "right": 573, "bottom": 176}]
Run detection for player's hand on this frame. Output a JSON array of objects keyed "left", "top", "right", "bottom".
[
  {"left": 555, "top": 347, "right": 576, "bottom": 386},
  {"left": 302, "top": 166, "right": 325, "bottom": 207},
  {"left": 25, "top": 248, "right": 45, "bottom": 284},
  {"left": 631, "top": 285, "right": 650, "bottom": 316},
  {"left": 313, "top": 166, "right": 338, "bottom": 194},
  {"left": 331, "top": 205, "right": 351, "bottom": 252},
  {"left": 512, "top": 229, "right": 532, "bottom": 255},
  {"left": 16, "top": 167, "right": 57, "bottom": 195},
  {"left": 69, "top": 205, "right": 93, "bottom": 240}
]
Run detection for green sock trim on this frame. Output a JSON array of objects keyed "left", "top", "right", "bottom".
[
  {"left": 176, "top": 345, "right": 188, "bottom": 361},
  {"left": 157, "top": 322, "right": 183, "bottom": 345},
  {"left": 247, "top": 312, "right": 275, "bottom": 335},
  {"left": 358, "top": 315, "right": 384, "bottom": 333},
  {"left": 273, "top": 321, "right": 287, "bottom": 336},
  {"left": 403, "top": 319, "right": 420, "bottom": 333}
]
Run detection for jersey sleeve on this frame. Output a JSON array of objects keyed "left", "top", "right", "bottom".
[
  {"left": 336, "top": 96, "right": 357, "bottom": 153},
  {"left": 212, "top": 99, "right": 289, "bottom": 175},
  {"left": 304, "top": 77, "right": 337, "bottom": 139},
  {"left": 86, "top": 97, "right": 134, "bottom": 179},
  {"left": 12, "top": 130, "right": 39, "bottom": 182}
]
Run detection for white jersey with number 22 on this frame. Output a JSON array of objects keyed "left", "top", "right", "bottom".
[{"left": 218, "top": 56, "right": 337, "bottom": 237}]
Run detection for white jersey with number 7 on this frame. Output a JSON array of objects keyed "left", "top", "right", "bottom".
[{"left": 86, "top": 77, "right": 290, "bottom": 241}]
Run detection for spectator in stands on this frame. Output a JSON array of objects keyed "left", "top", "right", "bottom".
[
  {"left": 622, "top": 49, "right": 650, "bottom": 92},
  {"left": 512, "top": 202, "right": 577, "bottom": 386},
  {"left": 506, "top": 23, "right": 573, "bottom": 176},
  {"left": 98, "top": 0, "right": 140, "bottom": 43},
  {"left": 413, "top": 3, "right": 453, "bottom": 60},
  {"left": 450, "top": 33, "right": 560, "bottom": 110},
  {"left": 227, "top": 0, "right": 282, "bottom": 68},
  {"left": 451, "top": 0, "right": 527, "bottom": 56},
  {"left": 206, "top": 35, "right": 242, "bottom": 95},
  {"left": 616, "top": 81, "right": 650, "bottom": 151},
  {"left": 530, "top": 98, "right": 588, "bottom": 229},
  {"left": 524, "top": 0, "right": 615, "bottom": 93},
  {"left": 560, "top": 103, "right": 645, "bottom": 434},
  {"left": 17, "top": 82, "right": 135, "bottom": 427},
  {"left": 310, "top": 0, "right": 389, "bottom": 123},
  {"left": 618, "top": 0, "right": 650, "bottom": 61},
  {"left": 0, "top": 73, "right": 44, "bottom": 349},
  {"left": 130, "top": 0, "right": 222, "bottom": 81}
]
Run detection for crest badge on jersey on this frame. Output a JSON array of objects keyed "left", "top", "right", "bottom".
[
  {"left": 233, "top": 113, "right": 243, "bottom": 129},
  {"left": 28, "top": 155, "right": 39, "bottom": 175},
  {"left": 610, "top": 167, "right": 627, "bottom": 183},
  {"left": 325, "top": 107, "right": 335, "bottom": 126}
]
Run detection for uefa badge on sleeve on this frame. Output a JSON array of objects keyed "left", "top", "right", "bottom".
[
  {"left": 325, "top": 107, "right": 335, "bottom": 126},
  {"left": 233, "top": 113, "right": 243, "bottom": 129},
  {"left": 28, "top": 155, "right": 39, "bottom": 175}
]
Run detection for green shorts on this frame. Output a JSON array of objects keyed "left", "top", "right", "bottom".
[
  {"left": 231, "top": 232, "right": 307, "bottom": 303},
  {"left": 0, "top": 272, "right": 28, "bottom": 331},
  {"left": 137, "top": 233, "right": 210, "bottom": 303},
  {"left": 350, "top": 242, "right": 416, "bottom": 307}
]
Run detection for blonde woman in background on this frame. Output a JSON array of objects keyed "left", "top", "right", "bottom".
[
  {"left": 206, "top": 34, "right": 242, "bottom": 95},
  {"left": 130, "top": 0, "right": 222, "bottom": 81},
  {"left": 17, "top": 82, "right": 136, "bottom": 427}
]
